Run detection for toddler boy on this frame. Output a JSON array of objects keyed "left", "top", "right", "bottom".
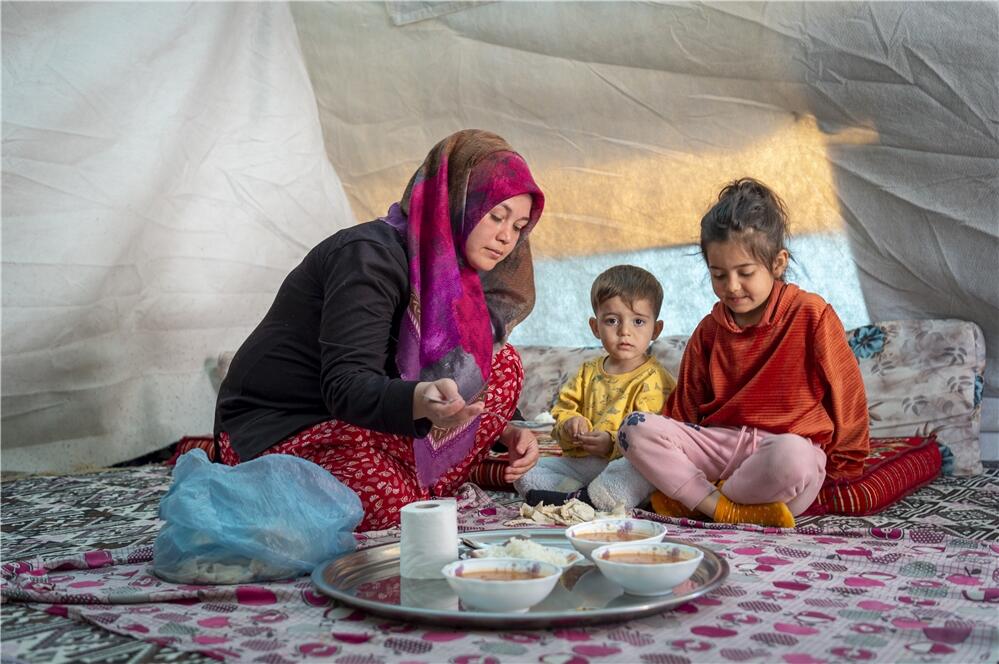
[{"left": 514, "top": 265, "right": 676, "bottom": 510}]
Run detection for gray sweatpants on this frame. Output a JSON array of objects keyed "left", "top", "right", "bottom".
[{"left": 513, "top": 455, "right": 655, "bottom": 512}]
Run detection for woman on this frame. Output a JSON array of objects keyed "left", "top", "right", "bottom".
[{"left": 214, "top": 129, "right": 545, "bottom": 530}]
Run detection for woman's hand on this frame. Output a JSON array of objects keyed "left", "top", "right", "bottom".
[
  {"left": 413, "top": 379, "right": 484, "bottom": 429},
  {"left": 501, "top": 425, "right": 539, "bottom": 483}
]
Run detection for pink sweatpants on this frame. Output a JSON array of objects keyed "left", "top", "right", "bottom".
[{"left": 620, "top": 414, "right": 826, "bottom": 516}]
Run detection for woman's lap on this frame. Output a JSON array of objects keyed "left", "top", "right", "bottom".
[{"left": 218, "top": 344, "right": 524, "bottom": 531}]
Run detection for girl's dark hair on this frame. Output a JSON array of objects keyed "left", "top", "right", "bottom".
[{"left": 700, "top": 178, "right": 791, "bottom": 274}]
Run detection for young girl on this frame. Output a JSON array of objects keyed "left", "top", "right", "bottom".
[{"left": 619, "top": 178, "right": 870, "bottom": 528}]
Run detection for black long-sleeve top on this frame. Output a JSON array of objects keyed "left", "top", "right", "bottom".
[{"left": 214, "top": 221, "right": 432, "bottom": 461}]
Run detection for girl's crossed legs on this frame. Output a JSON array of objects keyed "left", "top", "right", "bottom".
[{"left": 620, "top": 414, "right": 826, "bottom": 516}]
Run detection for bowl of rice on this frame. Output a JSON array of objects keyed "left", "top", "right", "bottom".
[{"left": 467, "top": 536, "right": 583, "bottom": 569}]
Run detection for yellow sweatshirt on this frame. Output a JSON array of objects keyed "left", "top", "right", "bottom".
[{"left": 551, "top": 355, "right": 676, "bottom": 459}]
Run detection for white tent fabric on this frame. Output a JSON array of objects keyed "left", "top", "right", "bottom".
[
  {"left": 3, "top": 1, "right": 996, "bottom": 473},
  {"left": 2, "top": 3, "right": 354, "bottom": 472}
]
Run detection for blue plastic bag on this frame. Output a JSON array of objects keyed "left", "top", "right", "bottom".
[{"left": 153, "top": 449, "right": 363, "bottom": 584}]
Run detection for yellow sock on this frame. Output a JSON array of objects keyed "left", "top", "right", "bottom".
[
  {"left": 713, "top": 494, "right": 796, "bottom": 528},
  {"left": 649, "top": 491, "right": 701, "bottom": 519}
]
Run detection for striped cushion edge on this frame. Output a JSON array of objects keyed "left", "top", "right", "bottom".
[{"left": 800, "top": 435, "right": 941, "bottom": 517}]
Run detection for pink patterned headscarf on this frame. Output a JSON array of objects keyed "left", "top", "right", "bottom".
[{"left": 383, "top": 130, "right": 545, "bottom": 487}]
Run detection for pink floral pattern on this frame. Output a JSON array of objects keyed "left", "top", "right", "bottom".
[{"left": 3, "top": 485, "right": 997, "bottom": 663}]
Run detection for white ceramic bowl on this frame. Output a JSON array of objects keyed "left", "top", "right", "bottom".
[
  {"left": 565, "top": 518, "right": 667, "bottom": 560},
  {"left": 441, "top": 557, "right": 562, "bottom": 612},
  {"left": 591, "top": 542, "right": 703, "bottom": 596}
]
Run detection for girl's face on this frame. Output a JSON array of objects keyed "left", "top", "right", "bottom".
[
  {"left": 705, "top": 239, "right": 789, "bottom": 328},
  {"left": 464, "top": 193, "right": 533, "bottom": 272}
]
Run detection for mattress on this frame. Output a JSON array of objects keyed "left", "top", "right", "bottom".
[{"left": 2, "top": 464, "right": 997, "bottom": 663}]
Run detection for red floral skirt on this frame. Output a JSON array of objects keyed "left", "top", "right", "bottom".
[{"left": 217, "top": 344, "right": 523, "bottom": 531}]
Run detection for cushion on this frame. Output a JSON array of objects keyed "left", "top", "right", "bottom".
[
  {"left": 214, "top": 319, "right": 984, "bottom": 474},
  {"left": 515, "top": 319, "right": 984, "bottom": 476},
  {"left": 800, "top": 435, "right": 941, "bottom": 517},
  {"left": 168, "top": 436, "right": 216, "bottom": 464},
  {"left": 848, "top": 320, "right": 984, "bottom": 476},
  {"left": 471, "top": 435, "right": 942, "bottom": 517}
]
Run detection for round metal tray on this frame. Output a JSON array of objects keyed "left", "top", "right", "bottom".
[{"left": 311, "top": 527, "right": 729, "bottom": 629}]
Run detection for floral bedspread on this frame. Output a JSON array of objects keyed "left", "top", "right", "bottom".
[{"left": 3, "top": 483, "right": 997, "bottom": 664}]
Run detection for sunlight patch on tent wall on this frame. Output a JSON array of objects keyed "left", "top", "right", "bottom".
[
  {"left": 510, "top": 231, "right": 869, "bottom": 348},
  {"left": 526, "top": 114, "right": 869, "bottom": 257}
]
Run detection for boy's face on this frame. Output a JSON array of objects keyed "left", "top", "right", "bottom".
[{"left": 589, "top": 296, "right": 663, "bottom": 369}]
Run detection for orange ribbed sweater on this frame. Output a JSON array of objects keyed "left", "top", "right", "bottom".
[{"left": 666, "top": 282, "right": 870, "bottom": 480}]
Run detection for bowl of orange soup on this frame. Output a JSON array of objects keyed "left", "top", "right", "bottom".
[
  {"left": 441, "top": 558, "right": 562, "bottom": 612},
  {"left": 591, "top": 542, "right": 703, "bottom": 596},
  {"left": 565, "top": 518, "right": 667, "bottom": 559}
]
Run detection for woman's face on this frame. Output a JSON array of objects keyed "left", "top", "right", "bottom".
[{"left": 463, "top": 193, "right": 533, "bottom": 271}]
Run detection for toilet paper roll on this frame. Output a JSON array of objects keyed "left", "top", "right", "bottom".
[{"left": 399, "top": 499, "right": 458, "bottom": 579}]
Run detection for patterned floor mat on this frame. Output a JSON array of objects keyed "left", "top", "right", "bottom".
[
  {"left": 797, "top": 467, "right": 999, "bottom": 541},
  {"left": 1, "top": 465, "right": 997, "bottom": 663}
]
